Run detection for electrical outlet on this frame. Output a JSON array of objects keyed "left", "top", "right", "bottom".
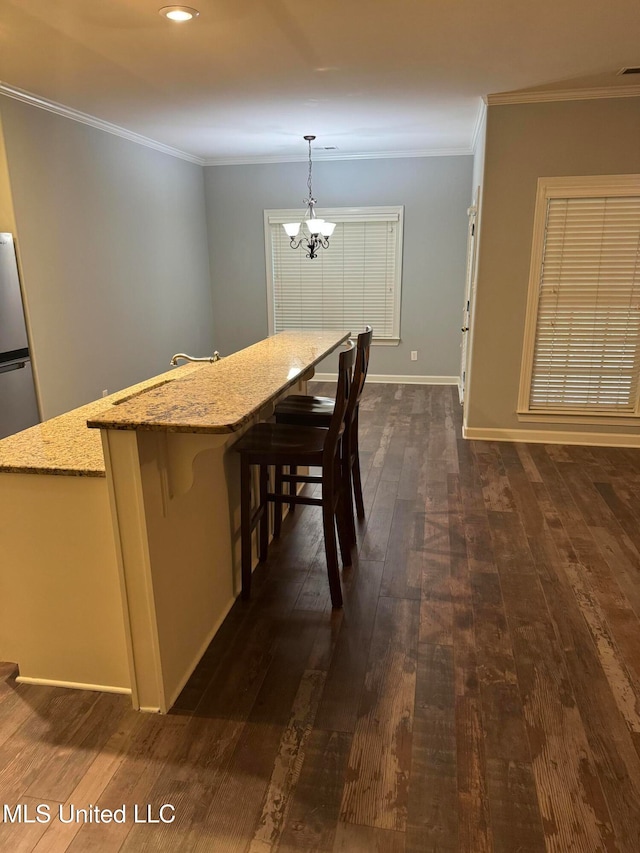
[
  {"left": 410, "top": 351, "right": 418, "bottom": 361},
  {"left": 102, "top": 389, "right": 109, "bottom": 397}
]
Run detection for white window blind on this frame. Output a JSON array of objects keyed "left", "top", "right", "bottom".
[
  {"left": 528, "top": 194, "right": 640, "bottom": 413},
  {"left": 265, "top": 207, "right": 403, "bottom": 340}
]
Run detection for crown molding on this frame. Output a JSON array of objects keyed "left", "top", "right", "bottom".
[
  {"left": 486, "top": 84, "right": 640, "bottom": 106},
  {"left": 0, "top": 83, "right": 205, "bottom": 165},
  {"left": 0, "top": 81, "right": 475, "bottom": 166},
  {"left": 203, "top": 147, "right": 473, "bottom": 166}
]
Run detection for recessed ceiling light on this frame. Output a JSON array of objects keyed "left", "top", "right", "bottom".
[{"left": 159, "top": 6, "right": 200, "bottom": 22}]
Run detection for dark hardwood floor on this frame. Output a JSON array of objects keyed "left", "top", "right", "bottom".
[{"left": 2, "top": 383, "right": 640, "bottom": 851}]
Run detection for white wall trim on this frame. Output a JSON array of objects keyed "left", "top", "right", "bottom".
[
  {"left": 462, "top": 425, "right": 640, "bottom": 448},
  {"left": 0, "top": 83, "right": 205, "bottom": 165},
  {"left": 205, "top": 147, "right": 474, "bottom": 166},
  {"left": 486, "top": 85, "right": 640, "bottom": 106},
  {"left": 313, "top": 373, "right": 460, "bottom": 385},
  {"left": 15, "top": 675, "right": 132, "bottom": 694},
  {"left": 470, "top": 100, "right": 487, "bottom": 153}
]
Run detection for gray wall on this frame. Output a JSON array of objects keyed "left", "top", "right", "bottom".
[
  {"left": 204, "top": 156, "right": 472, "bottom": 377},
  {"left": 0, "top": 97, "right": 214, "bottom": 419},
  {"left": 466, "top": 97, "right": 640, "bottom": 437}
]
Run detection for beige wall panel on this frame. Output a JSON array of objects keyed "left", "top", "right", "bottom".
[
  {"left": 0, "top": 473, "right": 130, "bottom": 690},
  {"left": 466, "top": 97, "right": 640, "bottom": 440},
  {"left": 0, "top": 111, "right": 17, "bottom": 233}
]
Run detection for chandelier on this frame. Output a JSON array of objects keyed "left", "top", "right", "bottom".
[{"left": 283, "top": 135, "right": 336, "bottom": 259}]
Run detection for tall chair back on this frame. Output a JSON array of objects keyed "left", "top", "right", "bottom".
[
  {"left": 323, "top": 339, "right": 356, "bottom": 467},
  {"left": 346, "top": 325, "right": 373, "bottom": 428}
]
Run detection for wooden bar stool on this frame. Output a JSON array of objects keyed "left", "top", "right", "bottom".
[
  {"left": 233, "top": 340, "right": 356, "bottom": 608},
  {"left": 273, "top": 325, "right": 373, "bottom": 540}
]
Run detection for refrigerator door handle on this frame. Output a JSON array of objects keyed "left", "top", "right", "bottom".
[{"left": 0, "top": 361, "right": 26, "bottom": 374}]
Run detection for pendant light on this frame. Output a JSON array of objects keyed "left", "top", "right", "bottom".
[{"left": 283, "top": 136, "right": 336, "bottom": 259}]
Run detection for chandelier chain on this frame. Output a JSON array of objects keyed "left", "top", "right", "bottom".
[{"left": 307, "top": 137, "right": 314, "bottom": 206}]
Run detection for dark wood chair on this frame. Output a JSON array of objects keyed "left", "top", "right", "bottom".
[
  {"left": 273, "top": 325, "right": 373, "bottom": 540},
  {"left": 232, "top": 340, "right": 356, "bottom": 608}
]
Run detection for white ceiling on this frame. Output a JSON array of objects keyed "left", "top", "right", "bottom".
[{"left": 1, "top": 0, "right": 640, "bottom": 163}]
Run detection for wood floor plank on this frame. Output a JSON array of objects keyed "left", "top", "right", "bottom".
[
  {"left": 340, "top": 596, "right": 418, "bottom": 831},
  {"left": 420, "top": 549, "right": 454, "bottom": 647},
  {"left": 456, "top": 695, "right": 492, "bottom": 853},
  {"left": 314, "top": 561, "right": 384, "bottom": 733},
  {"left": 359, "top": 478, "right": 399, "bottom": 562},
  {"left": 334, "top": 821, "right": 406, "bottom": 852},
  {"left": 32, "top": 711, "right": 143, "bottom": 853},
  {"left": 0, "top": 688, "right": 103, "bottom": 803},
  {"left": 248, "top": 669, "right": 326, "bottom": 852},
  {"left": 0, "top": 796, "right": 61, "bottom": 853},
  {"left": 448, "top": 469, "right": 496, "bottom": 853},
  {"left": 278, "top": 729, "right": 352, "bottom": 853},
  {"left": 485, "top": 759, "right": 546, "bottom": 853},
  {"left": 473, "top": 442, "right": 516, "bottom": 512},
  {"left": 510, "top": 618, "right": 617, "bottom": 852},
  {"left": 380, "top": 498, "right": 423, "bottom": 600},
  {"left": 186, "top": 722, "right": 286, "bottom": 853},
  {"left": 406, "top": 643, "right": 458, "bottom": 852},
  {"left": 248, "top": 609, "right": 325, "bottom": 726},
  {"left": 526, "top": 516, "right": 640, "bottom": 851},
  {"left": 66, "top": 714, "right": 189, "bottom": 853},
  {"left": 0, "top": 681, "right": 60, "bottom": 750},
  {"left": 25, "top": 692, "right": 130, "bottom": 802}
]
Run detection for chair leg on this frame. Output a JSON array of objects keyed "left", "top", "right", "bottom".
[
  {"left": 321, "top": 475, "right": 343, "bottom": 609},
  {"left": 273, "top": 464, "right": 283, "bottom": 537},
  {"left": 259, "top": 464, "right": 269, "bottom": 561},
  {"left": 341, "top": 436, "right": 356, "bottom": 546},
  {"left": 352, "top": 437, "right": 365, "bottom": 520},
  {"left": 336, "top": 489, "right": 353, "bottom": 569},
  {"left": 289, "top": 465, "right": 297, "bottom": 512},
  {"left": 240, "top": 456, "right": 252, "bottom": 600}
]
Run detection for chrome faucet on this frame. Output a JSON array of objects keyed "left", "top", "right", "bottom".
[{"left": 170, "top": 351, "right": 221, "bottom": 366}]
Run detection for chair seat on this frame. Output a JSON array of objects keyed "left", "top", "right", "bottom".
[
  {"left": 233, "top": 421, "right": 328, "bottom": 464},
  {"left": 278, "top": 394, "right": 335, "bottom": 411},
  {"left": 274, "top": 394, "right": 335, "bottom": 426}
]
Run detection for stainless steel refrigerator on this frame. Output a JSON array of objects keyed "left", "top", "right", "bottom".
[{"left": 0, "top": 233, "right": 40, "bottom": 439}]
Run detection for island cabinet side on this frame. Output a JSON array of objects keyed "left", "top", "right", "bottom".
[
  {"left": 101, "top": 393, "right": 302, "bottom": 714},
  {"left": 0, "top": 471, "right": 131, "bottom": 693}
]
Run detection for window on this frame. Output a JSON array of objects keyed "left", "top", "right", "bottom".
[
  {"left": 518, "top": 175, "right": 640, "bottom": 419},
  {"left": 264, "top": 206, "right": 404, "bottom": 343}
]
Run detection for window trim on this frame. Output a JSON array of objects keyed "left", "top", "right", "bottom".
[
  {"left": 517, "top": 174, "right": 640, "bottom": 420},
  {"left": 263, "top": 205, "right": 404, "bottom": 340}
]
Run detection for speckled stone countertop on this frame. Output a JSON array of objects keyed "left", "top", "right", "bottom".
[
  {"left": 88, "top": 330, "right": 349, "bottom": 434},
  {"left": 0, "top": 362, "right": 202, "bottom": 477},
  {"left": 0, "top": 331, "right": 349, "bottom": 478}
]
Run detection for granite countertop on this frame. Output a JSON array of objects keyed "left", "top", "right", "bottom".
[
  {"left": 0, "top": 331, "right": 349, "bottom": 477},
  {"left": 0, "top": 362, "right": 203, "bottom": 477},
  {"left": 87, "top": 330, "right": 349, "bottom": 433}
]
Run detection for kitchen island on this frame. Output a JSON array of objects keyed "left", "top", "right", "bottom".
[{"left": 0, "top": 330, "right": 349, "bottom": 713}]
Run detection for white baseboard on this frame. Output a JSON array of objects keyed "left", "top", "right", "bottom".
[
  {"left": 15, "top": 675, "right": 132, "bottom": 695},
  {"left": 462, "top": 425, "right": 640, "bottom": 448},
  {"left": 312, "top": 373, "right": 460, "bottom": 385}
]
